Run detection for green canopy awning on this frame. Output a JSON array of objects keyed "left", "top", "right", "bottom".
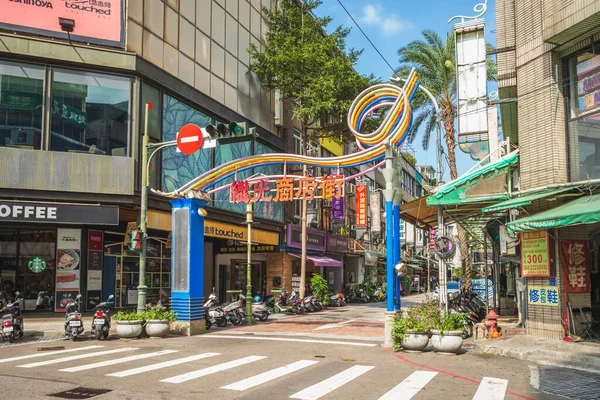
[
  {"left": 506, "top": 194, "right": 600, "bottom": 233},
  {"left": 427, "top": 150, "right": 519, "bottom": 206},
  {"left": 482, "top": 186, "right": 580, "bottom": 213}
]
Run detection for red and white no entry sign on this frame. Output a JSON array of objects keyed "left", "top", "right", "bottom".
[{"left": 177, "top": 124, "right": 203, "bottom": 155}]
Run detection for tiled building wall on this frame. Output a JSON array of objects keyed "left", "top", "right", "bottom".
[{"left": 127, "top": 0, "right": 276, "bottom": 134}]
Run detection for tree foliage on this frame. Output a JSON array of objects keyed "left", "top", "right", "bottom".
[{"left": 248, "top": 0, "right": 375, "bottom": 143}]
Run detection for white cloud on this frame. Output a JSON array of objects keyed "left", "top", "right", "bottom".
[{"left": 359, "top": 4, "right": 412, "bottom": 36}]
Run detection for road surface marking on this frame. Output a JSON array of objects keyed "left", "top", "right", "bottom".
[
  {"left": 289, "top": 365, "right": 375, "bottom": 399},
  {"left": 160, "top": 355, "right": 266, "bottom": 384},
  {"left": 58, "top": 350, "right": 178, "bottom": 372},
  {"left": 313, "top": 320, "right": 356, "bottom": 331},
  {"left": 378, "top": 370, "right": 438, "bottom": 400},
  {"left": 202, "top": 335, "right": 377, "bottom": 347},
  {"left": 222, "top": 360, "right": 319, "bottom": 391},
  {"left": 473, "top": 377, "right": 509, "bottom": 400},
  {"left": 17, "top": 347, "right": 138, "bottom": 368},
  {"left": 107, "top": 353, "right": 221, "bottom": 377},
  {"left": 0, "top": 345, "right": 104, "bottom": 364},
  {"left": 180, "top": 135, "right": 199, "bottom": 143}
]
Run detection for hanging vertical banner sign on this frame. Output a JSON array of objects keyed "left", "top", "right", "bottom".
[
  {"left": 429, "top": 229, "right": 436, "bottom": 251},
  {"left": 370, "top": 192, "right": 381, "bottom": 233},
  {"left": 55, "top": 228, "right": 82, "bottom": 312},
  {"left": 355, "top": 184, "right": 367, "bottom": 228},
  {"left": 86, "top": 230, "right": 104, "bottom": 311},
  {"left": 561, "top": 240, "right": 591, "bottom": 293},
  {"left": 520, "top": 231, "right": 550, "bottom": 277},
  {"left": 332, "top": 196, "right": 345, "bottom": 220}
]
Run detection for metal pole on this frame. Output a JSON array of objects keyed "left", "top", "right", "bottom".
[
  {"left": 484, "top": 230, "right": 489, "bottom": 315},
  {"left": 300, "top": 164, "right": 308, "bottom": 298},
  {"left": 427, "top": 253, "right": 431, "bottom": 293},
  {"left": 382, "top": 146, "right": 396, "bottom": 312},
  {"left": 137, "top": 103, "right": 149, "bottom": 314},
  {"left": 245, "top": 202, "right": 255, "bottom": 325}
]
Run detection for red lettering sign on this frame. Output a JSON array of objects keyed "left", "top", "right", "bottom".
[
  {"left": 561, "top": 240, "right": 591, "bottom": 293},
  {"left": 355, "top": 184, "right": 367, "bottom": 228}
]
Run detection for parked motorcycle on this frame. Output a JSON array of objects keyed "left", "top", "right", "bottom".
[
  {"left": 311, "top": 296, "right": 323, "bottom": 311},
  {"left": 329, "top": 293, "right": 345, "bottom": 307},
  {"left": 222, "top": 294, "right": 245, "bottom": 325},
  {"left": 288, "top": 291, "right": 306, "bottom": 314},
  {"left": 239, "top": 294, "right": 269, "bottom": 321},
  {"left": 64, "top": 294, "right": 84, "bottom": 341},
  {"left": 36, "top": 290, "right": 54, "bottom": 310},
  {"left": 90, "top": 294, "right": 114, "bottom": 340},
  {"left": 204, "top": 291, "right": 228, "bottom": 329},
  {"left": 1, "top": 291, "right": 24, "bottom": 343}
]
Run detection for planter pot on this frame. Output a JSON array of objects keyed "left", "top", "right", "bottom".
[
  {"left": 401, "top": 331, "right": 430, "bottom": 352},
  {"left": 115, "top": 320, "right": 143, "bottom": 338},
  {"left": 430, "top": 330, "right": 463, "bottom": 354},
  {"left": 146, "top": 320, "right": 171, "bottom": 337}
]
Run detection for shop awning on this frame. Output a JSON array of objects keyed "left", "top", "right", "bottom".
[
  {"left": 290, "top": 253, "right": 342, "bottom": 267},
  {"left": 482, "top": 186, "right": 580, "bottom": 213},
  {"left": 400, "top": 196, "right": 451, "bottom": 229},
  {"left": 427, "top": 150, "right": 519, "bottom": 206},
  {"left": 507, "top": 194, "right": 600, "bottom": 233}
]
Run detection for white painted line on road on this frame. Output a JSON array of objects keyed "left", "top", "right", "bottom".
[
  {"left": 17, "top": 347, "right": 138, "bottom": 368},
  {"left": 313, "top": 320, "right": 356, "bottom": 331},
  {"left": 378, "top": 370, "right": 438, "bottom": 400},
  {"left": 160, "top": 355, "right": 266, "bottom": 384},
  {"left": 107, "top": 353, "right": 221, "bottom": 377},
  {"left": 0, "top": 345, "right": 104, "bottom": 364},
  {"left": 472, "top": 377, "right": 508, "bottom": 400},
  {"left": 529, "top": 366, "right": 540, "bottom": 389},
  {"left": 289, "top": 365, "right": 375, "bottom": 400},
  {"left": 222, "top": 359, "right": 319, "bottom": 391},
  {"left": 202, "top": 335, "right": 377, "bottom": 347},
  {"left": 58, "top": 349, "right": 178, "bottom": 372}
]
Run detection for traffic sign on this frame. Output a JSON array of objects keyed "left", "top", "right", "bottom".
[{"left": 177, "top": 124, "right": 203, "bottom": 155}]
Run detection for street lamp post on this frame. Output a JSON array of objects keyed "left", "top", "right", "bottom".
[{"left": 245, "top": 202, "right": 255, "bottom": 325}]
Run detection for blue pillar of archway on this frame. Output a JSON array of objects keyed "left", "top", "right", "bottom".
[
  {"left": 393, "top": 203, "right": 401, "bottom": 310},
  {"left": 170, "top": 198, "right": 207, "bottom": 335}
]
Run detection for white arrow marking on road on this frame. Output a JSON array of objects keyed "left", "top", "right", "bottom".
[
  {"left": 107, "top": 353, "right": 221, "bottom": 377},
  {"left": 289, "top": 365, "right": 375, "bottom": 400},
  {"left": 58, "top": 349, "right": 178, "bottom": 372},
  {"left": 313, "top": 319, "right": 356, "bottom": 331},
  {"left": 222, "top": 359, "right": 319, "bottom": 391},
  {"left": 17, "top": 347, "right": 138, "bottom": 368},
  {"left": 472, "top": 377, "right": 508, "bottom": 400},
  {"left": 180, "top": 135, "right": 200, "bottom": 143},
  {"left": 202, "top": 335, "right": 377, "bottom": 347},
  {"left": 0, "top": 345, "right": 104, "bottom": 364},
  {"left": 160, "top": 355, "right": 266, "bottom": 384},
  {"left": 378, "top": 370, "right": 438, "bottom": 400}
]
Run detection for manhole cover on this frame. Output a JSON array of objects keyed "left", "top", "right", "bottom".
[{"left": 50, "top": 387, "right": 112, "bottom": 399}]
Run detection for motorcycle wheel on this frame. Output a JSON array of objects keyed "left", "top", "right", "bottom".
[
  {"left": 231, "top": 312, "right": 243, "bottom": 325},
  {"left": 462, "top": 324, "right": 473, "bottom": 339},
  {"left": 7, "top": 333, "right": 14, "bottom": 343},
  {"left": 217, "top": 318, "right": 227, "bottom": 328},
  {"left": 71, "top": 335, "right": 77, "bottom": 341},
  {"left": 205, "top": 319, "right": 212, "bottom": 330},
  {"left": 258, "top": 312, "right": 269, "bottom": 321},
  {"left": 306, "top": 304, "right": 315, "bottom": 312}
]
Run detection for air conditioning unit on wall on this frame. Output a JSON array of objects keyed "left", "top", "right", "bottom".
[{"left": 274, "top": 90, "right": 283, "bottom": 127}]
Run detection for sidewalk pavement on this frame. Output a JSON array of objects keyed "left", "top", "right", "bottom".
[{"left": 474, "top": 334, "right": 600, "bottom": 373}]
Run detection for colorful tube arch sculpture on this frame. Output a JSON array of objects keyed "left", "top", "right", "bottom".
[{"left": 154, "top": 68, "right": 420, "bottom": 198}]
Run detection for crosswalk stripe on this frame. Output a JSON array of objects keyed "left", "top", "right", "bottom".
[
  {"left": 17, "top": 347, "right": 138, "bottom": 368},
  {"left": 289, "top": 365, "right": 375, "bottom": 400},
  {"left": 0, "top": 345, "right": 104, "bottom": 364},
  {"left": 378, "top": 371, "right": 438, "bottom": 400},
  {"left": 222, "top": 360, "right": 319, "bottom": 391},
  {"left": 57, "top": 350, "right": 178, "bottom": 372},
  {"left": 106, "top": 353, "right": 221, "bottom": 378},
  {"left": 160, "top": 355, "right": 267, "bottom": 384},
  {"left": 203, "top": 335, "right": 377, "bottom": 347},
  {"left": 473, "top": 377, "right": 509, "bottom": 400}
]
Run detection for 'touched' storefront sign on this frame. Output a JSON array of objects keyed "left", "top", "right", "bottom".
[
  {"left": 204, "top": 220, "right": 279, "bottom": 245},
  {"left": 520, "top": 231, "right": 550, "bottom": 277}
]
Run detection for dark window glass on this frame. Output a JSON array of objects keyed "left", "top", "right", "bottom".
[
  {"left": 0, "top": 61, "right": 44, "bottom": 150},
  {"left": 50, "top": 69, "right": 130, "bottom": 156}
]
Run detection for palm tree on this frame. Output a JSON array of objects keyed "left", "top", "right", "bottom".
[{"left": 396, "top": 29, "right": 497, "bottom": 292}]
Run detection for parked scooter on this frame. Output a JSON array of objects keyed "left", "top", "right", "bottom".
[
  {"left": 36, "top": 290, "right": 54, "bottom": 310},
  {"left": 222, "top": 294, "right": 245, "bottom": 325},
  {"left": 204, "top": 291, "right": 229, "bottom": 329},
  {"left": 64, "top": 294, "right": 84, "bottom": 341},
  {"left": 1, "top": 291, "right": 24, "bottom": 343},
  {"left": 238, "top": 294, "right": 269, "bottom": 321},
  {"left": 90, "top": 294, "right": 114, "bottom": 340}
]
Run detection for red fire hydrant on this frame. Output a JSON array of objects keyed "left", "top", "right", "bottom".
[{"left": 485, "top": 310, "right": 499, "bottom": 339}]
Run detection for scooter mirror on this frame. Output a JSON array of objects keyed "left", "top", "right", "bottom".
[
  {"left": 76, "top": 294, "right": 82, "bottom": 299},
  {"left": 15, "top": 291, "right": 20, "bottom": 296},
  {"left": 108, "top": 294, "right": 114, "bottom": 300}
]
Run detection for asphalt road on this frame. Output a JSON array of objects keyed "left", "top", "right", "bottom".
[{"left": 0, "top": 332, "right": 545, "bottom": 400}]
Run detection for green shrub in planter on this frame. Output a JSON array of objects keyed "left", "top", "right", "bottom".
[
  {"left": 143, "top": 302, "right": 177, "bottom": 322},
  {"left": 437, "top": 312, "right": 467, "bottom": 336},
  {"left": 391, "top": 296, "right": 440, "bottom": 351},
  {"left": 113, "top": 311, "right": 145, "bottom": 321},
  {"left": 310, "top": 273, "right": 331, "bottom": 306}
]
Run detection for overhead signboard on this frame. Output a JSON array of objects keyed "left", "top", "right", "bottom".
[
  {"left": 520, "top": 231, "right": 550, "bottom": 277},
  {"left": 0, "top": 201, "right": 119, "bottom": 225},
  {"left": 0, "top": 0, "right": 125, "bottom": 48}
]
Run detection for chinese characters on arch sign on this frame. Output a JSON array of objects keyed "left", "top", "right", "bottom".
[
  {"left": 561, "top": 240, "right": 591, "bottom": 293},
  {"left": 520, "top": 230, "right": 550, "bottom": 277},
  {"left": 230, "top": 175, "right": 344, "bottom": 204},
  {"left": 528, "top": 285, "right": 559, "bottom": 307}
]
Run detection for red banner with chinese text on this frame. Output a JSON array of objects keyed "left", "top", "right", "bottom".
[
  {"left": 561, "top": 240, "right": 591, "bottom": 293},
  {"left": 356, "top": 184, "right": 367, "bottom": 228}
]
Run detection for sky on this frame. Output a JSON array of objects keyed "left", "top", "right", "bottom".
[{"left": 316, "top": 0, "right": 497, "bottom": 180}]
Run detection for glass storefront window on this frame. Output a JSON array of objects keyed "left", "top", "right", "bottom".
[
  {"left": 568, "top": 51, "right": 600, "bottom": 180},
  {"left": 50, "top": 68, "right": 130, "bottom": 156},
  {"left": 0, "top": 61, "right": 45, "bottom": 150}
]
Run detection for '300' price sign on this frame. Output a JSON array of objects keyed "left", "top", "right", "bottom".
[{"left": 520, "top": 230, "right": 550, "bottom": 277}]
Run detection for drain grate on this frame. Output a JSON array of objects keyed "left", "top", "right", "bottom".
[
  {"left": 314, "top": 355, "right": 326, "bottom": 358},
  {"left": 50, "top": 387, "right": 112, "bottom": 399}
]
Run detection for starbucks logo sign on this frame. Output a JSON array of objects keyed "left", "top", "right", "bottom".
[{"left": 28, "top": 257, "right": 47, "bottom": 273}]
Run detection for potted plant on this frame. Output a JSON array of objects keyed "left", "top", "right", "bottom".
[
  {"left": 392, "top": 297, "right": 439, "bottom": 352},
  {"left": 144, "top": 302, "right": 177, "bottom": 338},
  {"left": 431, "top": 312, "right": 467, "bottom": 354},
  {"left": 113, "top": 310, "right": 145, "bottom": 338}
]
